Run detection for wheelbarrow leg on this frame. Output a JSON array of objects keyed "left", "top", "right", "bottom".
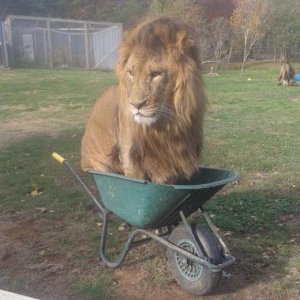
[
  {"left": 99, "top": 211, "right": 133, "bottom": 268},
  {"left": 99, "top": 213, "right": 180, "bottom": 268},
  {"left": 98, "top": 211, "right": 222, "bottom": 270},
  {"left": 198, "top": 207, "right": 231, "bottom": 255}
]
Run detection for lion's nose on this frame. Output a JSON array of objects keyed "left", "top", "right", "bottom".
[{"left": 130, "top": 99, "right": 147, "bottom": 110}]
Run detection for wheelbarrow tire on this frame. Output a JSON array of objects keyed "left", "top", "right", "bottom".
[{"left": 167, "top": 224, "right": 222, "bottom": 295}]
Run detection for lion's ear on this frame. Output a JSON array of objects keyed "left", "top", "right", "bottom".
[
  {"left": 175, "top": 30, "right": 195, "bottom": 50},
  {"left": 175, "top": 30, "right": 199, "bottom": 66}
]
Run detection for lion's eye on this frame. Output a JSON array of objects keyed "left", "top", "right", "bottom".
[
  {"left": 127, "top": 70, "right": 134, "bottom": 80},
  {"left": 150, "top": 71, "right": 163, "bottom": 80}
]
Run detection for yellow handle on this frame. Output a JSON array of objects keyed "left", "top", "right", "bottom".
[{"left": 52, "top": 152, "right": 65, "bottom": 164}]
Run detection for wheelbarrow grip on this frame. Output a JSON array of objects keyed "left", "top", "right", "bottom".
[{"left": 52, "top": 152, "right": 65, "bottom": 164}]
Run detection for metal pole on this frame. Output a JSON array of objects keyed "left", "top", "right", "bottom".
[
  {"left": 84, "top": 22, "right": 90, "bottom": 69},
  {"left": 68, "top": 32, "right": 72, "bottom": 66},
  {"left": 199, "top": 208, "right": 231, "bottom": 255},
  {"left": 46, "top": 19, "right": 53, "bottom": 68},
  {"left": 43, "top": 28, "right": 48, "bottom": 64},
  {"left": 8, "top": 15, "right": 121, "bottom": 27},
  {"left": 5, "top": 16, "right": 14, "bottom": 66},
  {"left": 1, "top": 22, "right": 9, "bottom": 68}
]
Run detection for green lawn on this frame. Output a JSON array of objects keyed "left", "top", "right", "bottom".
[{"left": 0, "top": 64, "right": 299, "bottom": 299}]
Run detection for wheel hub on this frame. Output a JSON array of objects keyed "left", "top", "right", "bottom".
[{"left": 175, "top": 239, "right": 203, "bottom": 281}]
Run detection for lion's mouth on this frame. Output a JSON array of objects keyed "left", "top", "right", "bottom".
[{"left": 133, "top": 112, "right": 158, "bottom": 125}]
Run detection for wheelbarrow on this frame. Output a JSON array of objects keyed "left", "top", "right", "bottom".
[{"left": 52, "top": 152, "right": 239, "bottom": 295}]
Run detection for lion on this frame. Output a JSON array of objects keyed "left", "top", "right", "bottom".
[
  {"left": 278, "top": 62, "right": 295, "bottom": 86},
  {"left": 81, "top": 17, "right": 207, "bottom": 184}
]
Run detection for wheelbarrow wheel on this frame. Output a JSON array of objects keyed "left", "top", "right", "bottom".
[{"left": 167, "top": 224, "right": 222, "bottom": 295}]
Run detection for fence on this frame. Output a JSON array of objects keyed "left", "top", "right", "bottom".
[{"left": 2, "top": 15, "right": 122, "bottom": 70}]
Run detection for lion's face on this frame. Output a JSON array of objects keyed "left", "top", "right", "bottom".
[
  {"left": 125, "top": 53, "right": 176, "bottom": 125},
  {"left": 117, "top": 17, "right": 203, "bottom": 127}
]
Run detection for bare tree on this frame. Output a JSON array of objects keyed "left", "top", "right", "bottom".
[
  {"left": 266, "top": 0, "right": 300, "bottom": 62},
  {"left": 148, "top": 0, "right": 187, "bottom": 19},
  {"left": 231, "top": 0, "right": 269, "bottom": 74},
  {"left": 210, "top": 17, "right": 232, "bottom": 68}
]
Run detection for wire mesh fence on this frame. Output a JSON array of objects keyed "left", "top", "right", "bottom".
[
  {"left": 1, "top": 15, "right": 299, "bottom": 70},
  {"left": 2, "top": 15, "right": 122, "bottom": 70}
]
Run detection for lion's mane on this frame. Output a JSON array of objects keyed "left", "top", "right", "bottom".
[{"left": 81, "top": 17, "right": 207, "bottom": 184}]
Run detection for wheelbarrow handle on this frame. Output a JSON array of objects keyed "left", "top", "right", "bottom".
[
  {"left": 51, "top": 151, "right": 107, "bottom": 218},
  {"left": 52, "top": 152, "right": 66, "bottom": 165}
]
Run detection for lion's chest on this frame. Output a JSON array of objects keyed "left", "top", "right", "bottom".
[{"left": 126, "top": 133, "right": 193, "bottom": 178}]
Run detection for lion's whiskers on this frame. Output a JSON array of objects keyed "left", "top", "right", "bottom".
[
  {"left": 141, "top": 104, "right": 177, "bottom": 122},
  {"left": 156, "top": 105, "right": 178, "bottom": 121}
]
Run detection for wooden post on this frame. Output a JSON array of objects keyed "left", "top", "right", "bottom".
[
  {"left": 46, "top": 19, "right": 53, "bottom": 68},
  {"left": 84, "top": 22, "right": 90, "bottom": 69}
]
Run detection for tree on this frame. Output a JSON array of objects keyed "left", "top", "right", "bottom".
[
  {"left": 266, "top": 0, "right": 300, "bottom": 61},
  {"left": 148, "top": 0, "right": 186, "bottom": 19},
  {"left": 64, "top": 0, "right": 149, "bottom": 27},
  {"left": 195, "top": 0, "right": 235, "bottom": 21},
  {"left": 147, "top": 0, "right": 236, "bottom": 67},
  {"left": 103, "top": 0, "right": 149, "bottom": 27},
  {"left": 0, "top": 0, "right": 65, "bottom": 19},
  {"left": 231, "top": 0, "right": 269, "bottom": 74},
  {"left": 209, "top": 17, "right": 233, "bottom": 68}
]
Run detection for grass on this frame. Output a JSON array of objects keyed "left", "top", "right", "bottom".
[
  {"left": 0, "top": 63, "right": 299, "bottom": 299},
  {"left": 76, "top": 274, "right": 114, "bottom": 300}
]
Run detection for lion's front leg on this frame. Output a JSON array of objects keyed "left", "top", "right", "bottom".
[
  {"left": 124, "top": 166, "right": 147, "bottom": 180},
  {"left": 121, "top": 147, "right": 147, "bottom": 180},
  {"left": 123, "top": 161, "right": 147, "bottom": 180}
]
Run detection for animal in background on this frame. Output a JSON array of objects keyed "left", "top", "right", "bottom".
[{"left": 278, "top": 62, "right": 296, "bottom": 86}]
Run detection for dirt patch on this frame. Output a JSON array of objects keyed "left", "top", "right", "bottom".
[
  {"left": 0, "top": 211, "right": 72, "bottom": 299},
  {"left": 0, "top": 210, "right": 105, "bottom": 300},
  {"left": 0, "top": 118, "right": 57, "bottom": 149},
  {"left": 1, "top": 209, "right": 299, "bottom": 300},
  {"left": 114, "top": 267, "right": 190, "bottom": 300},
  {"left": 276, "top": 214, "right": 300, "bottom": 226},
  {"left": 0, "top": 105, "right": 29, "bottom": 112},
  {"left": 0, "top": 106, "right": 86, "bottom": 150}
]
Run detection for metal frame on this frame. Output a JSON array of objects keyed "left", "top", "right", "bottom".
[
  {"left": 98, "top": 208, "right": 235, "bottom": 271},
  {"left": 6, "top": 15, "right": 122, "bottom": 27},
  {"left": 62, "top": 159, "right": 235, "bottom": 272}
]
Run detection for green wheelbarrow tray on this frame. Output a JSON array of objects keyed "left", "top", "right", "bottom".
[{"left": 89, "top": 167, "right": 239, "bottom": 229}]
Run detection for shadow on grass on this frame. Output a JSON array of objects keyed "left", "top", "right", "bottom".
[
  {"left": 203, "top": 188, "right": 300, "bottom": 295},
  {"left": 1, "top": 132, "right": 299, "bottom": 297},
  {"left": 0, "top": 130, "right": 91, "bottom": 210}
]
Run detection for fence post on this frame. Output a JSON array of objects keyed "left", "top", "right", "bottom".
[
  {"left": 84, "top": 22, "right": 90, "bottom": 69},
  {"left": 5, "top": 16, "right": 14, "bottom": 66},
  {"left": 46, "top": 19, "right": 53, "bottom": 68},
  {"left": 0, "top": 22, "right": 9, "bottom": 68},
  {"left": 68, "top": 32, "right": 72, "bottom": 66},
  {"left": 43, "top": 28, "right": 48, "bottom": 64}
]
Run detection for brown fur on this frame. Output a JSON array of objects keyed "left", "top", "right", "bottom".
[
  {"left": 278, "top": 62, "right": 295, "bottom": 86},
  {"left": 81, "top": 17, "right": 207, "bottom": 184}
]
